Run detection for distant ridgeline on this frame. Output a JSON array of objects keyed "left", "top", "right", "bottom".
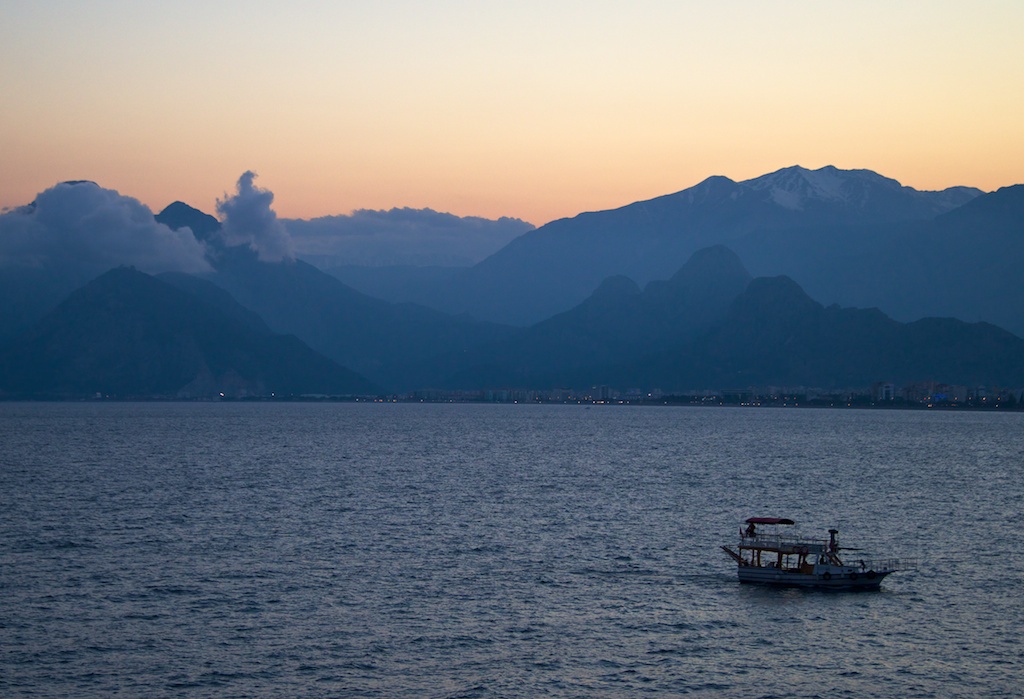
[{"left": 1, "top": 166, "right": 1023, "bottom": 399}]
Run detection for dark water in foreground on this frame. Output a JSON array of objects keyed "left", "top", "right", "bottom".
[{"left": 1, "top": 402, "right": 1022, "bottom": 698}]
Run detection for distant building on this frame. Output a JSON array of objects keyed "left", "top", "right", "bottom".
[{"left": 872, "top": 382, "right": 895, "bottom": 401}]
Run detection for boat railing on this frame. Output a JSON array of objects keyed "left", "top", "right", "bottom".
[
  {"left": 739, "top": 530, "right": 828, "bottom": 551},
  {"left": 852, "top": 557, "right": 918, "bottom": 572}
]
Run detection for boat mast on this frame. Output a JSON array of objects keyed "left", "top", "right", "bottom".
[{"left": 827, "top": 528, "right": 843, "bottom": 565}]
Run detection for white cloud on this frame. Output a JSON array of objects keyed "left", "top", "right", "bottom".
[
  {"left": 0, "top": 180, "right": 211, "bottom": 274},
  {"left": 215, "top": 171, "right": 294, "bottom": 262},
  {"left": 284, "top": 208, "right": 534, "bottom": 268}
]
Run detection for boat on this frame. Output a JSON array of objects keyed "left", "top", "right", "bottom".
[{"left": 720, "top": 517, "right": 908, "bottom": 590}]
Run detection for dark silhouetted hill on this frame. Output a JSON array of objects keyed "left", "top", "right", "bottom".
[
  {"left": 0, "top": 265, "right": 97, "bottom": 345},
  {"left": 0, "top": 267, "right": 380, "bottom": 398},
  {"left": 156, "top": 201, "right": 222, "bottom": 243},
  {"left": 618, "top": 276, "right": 1024, "bottom": 392}
]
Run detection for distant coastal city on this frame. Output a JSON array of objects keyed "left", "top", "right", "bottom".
[{"left": 375, "top": 380, "right": 1024, "bottom": 409}]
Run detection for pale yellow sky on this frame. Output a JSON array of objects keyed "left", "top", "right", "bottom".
[{"left": 2, "top": 1, "right": 1022, "bottom": 225}]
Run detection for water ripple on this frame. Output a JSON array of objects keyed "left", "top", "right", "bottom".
[{"left": 1, "top": 402, "right": 1022, "bottom": 697}]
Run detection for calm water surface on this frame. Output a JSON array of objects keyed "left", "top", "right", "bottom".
[{"left": 1, "top": 402, "right": 1022, "bottom": 697}]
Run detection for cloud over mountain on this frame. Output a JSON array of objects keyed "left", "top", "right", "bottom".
[
  {"left": 284, "top": 208, "right": 533, "bottom": 268},
  {"left": 0, "top": 181, "right": 211, "bottom": 274},
  {"left": 216, "top": 171, "right": 294, "bottom": 262}
]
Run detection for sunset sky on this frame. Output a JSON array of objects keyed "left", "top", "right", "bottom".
[{"left": 3, "top": 1, "right": 1022, "bottom": 225}]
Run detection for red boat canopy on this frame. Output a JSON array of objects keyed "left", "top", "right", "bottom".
[{"left": 745, "top": 517, "right": 795, "bottom": 525}]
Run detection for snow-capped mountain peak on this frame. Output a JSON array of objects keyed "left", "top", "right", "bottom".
[{"left": 742, "top": 165, "right": 899, "bottom": 210}]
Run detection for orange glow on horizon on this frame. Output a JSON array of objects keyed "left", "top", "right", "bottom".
[{"left": 2, "top": 2, "right": 1022, "bottom": 226}]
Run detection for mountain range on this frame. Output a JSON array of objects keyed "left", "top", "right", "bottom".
[
  {"left": 1, "top": 165, "right": 1022, "bottom": 399},
  {"left": 331, "top": 166, "right": 1024, "bottom": 337},
  {"left": 440, "top": 247, "right": 1024, "bottom": 392}
]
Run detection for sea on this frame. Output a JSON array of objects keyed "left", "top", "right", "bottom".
[{"left": 1, "top": 402, "right": 1021, "bottom": 698}]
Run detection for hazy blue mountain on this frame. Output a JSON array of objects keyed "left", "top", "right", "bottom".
[
  {"left": 613, "top": 276, "right": 1024, "bottom": 392},
  {"left": 814, "top": 185, "right": 1024, "bottom": 336},
  {"left": 324, "top": 264, "right": 462, "bottom": 303},
  {"left": 204, "top": 246, "right": 517, "bottom": 392},
  {"left": 444, "top": 246, "right": 752, "bottom": 388},
  {"left": 1, "top": 195, "right": 218, "bottom": 345},
  {"left": 157, "top": 271, "right": 272, "bottom": 333},
  {"left": 404, "top": 165, "right": 982, "bottom": 325},
  {"left": 7, "top": 176, "right": 1009, "bottom": 399},
  {"left": 0, "top": 266, "right": 380, "bottom": 398},
  {"left": 154, "top": 202, "right": 521, "bottom": 391},
  {"left": 0, "top": 265, "right": 97, "bottom": 345},
  {"left": 439, "top": 245, "right": 1024, "bottom": 392}
]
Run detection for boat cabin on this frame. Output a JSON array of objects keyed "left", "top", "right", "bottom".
[{"left": 736, "top": 517, "right": 839, "bottom": 572}]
